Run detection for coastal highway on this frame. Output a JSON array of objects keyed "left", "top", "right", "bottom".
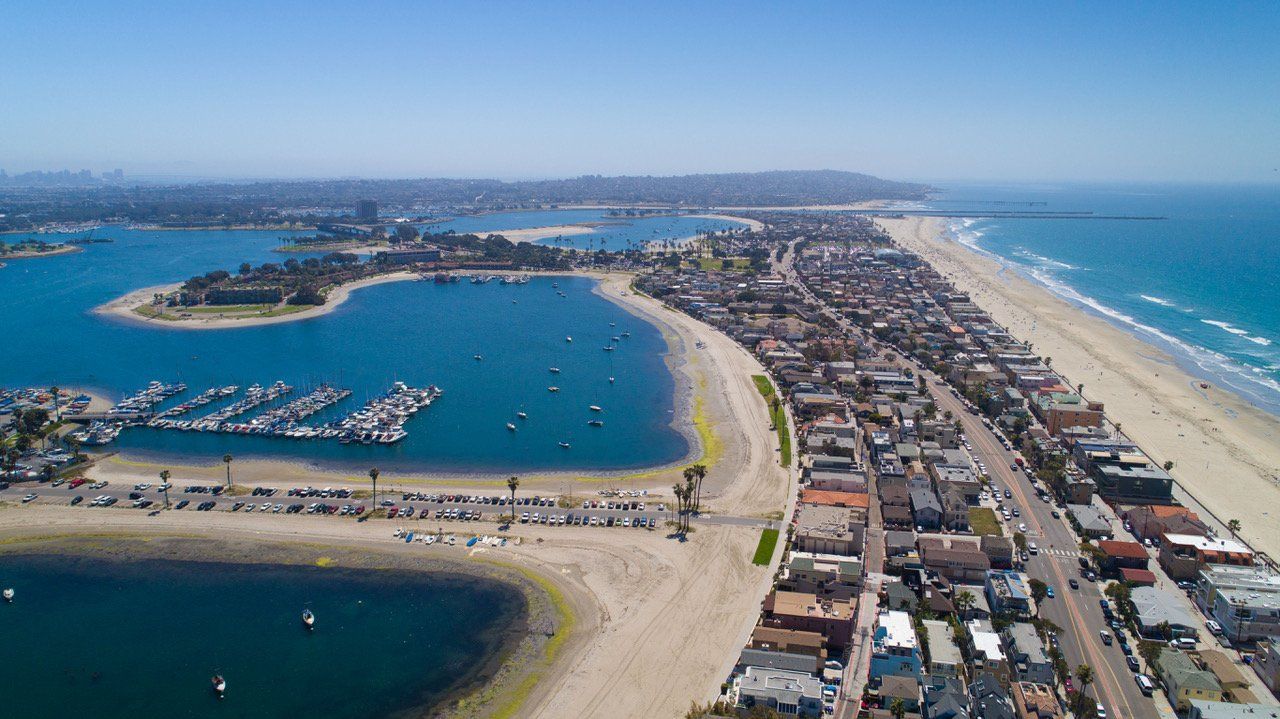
[{"left": 781, "top": 244, "right": 1165, "bottom": 719}]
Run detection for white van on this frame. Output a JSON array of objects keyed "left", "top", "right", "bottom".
[
  {"left": 1028, "top": 542, "right": 1039, "bottom": 555},
  {"left": 1206, "top": 619, "right": 1223, "bottom": 636},
  {"left": 1136, "top": 674, "right": 1155, "bottom": 696}
]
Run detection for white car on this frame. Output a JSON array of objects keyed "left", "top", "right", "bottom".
[{"left": 1018, "top": 522, "right": 1028, "bottom": 532}]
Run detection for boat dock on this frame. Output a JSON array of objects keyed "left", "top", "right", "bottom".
[{"left": 72, "top": 380, "right": 441, "bottom": 446}]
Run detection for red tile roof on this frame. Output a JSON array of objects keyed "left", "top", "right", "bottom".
[
  {"left": 1120, "top": 568, "right": 1158, "bottom": 585},
  {"left": 1098, "top": 540, "right": 1148, "bottom": 559}
]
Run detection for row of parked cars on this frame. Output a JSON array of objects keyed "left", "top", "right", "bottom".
[{"left": 523, "top": 512, "right": 657, "bottom": 528}]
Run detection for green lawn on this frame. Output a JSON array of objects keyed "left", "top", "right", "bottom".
[
  {"left": 751, "top": 374, "right": 792, "bottom": 467},
  {"left": 969, "top": 507, "right": 1004, "bottom": 536},
  {"left": 752, "top": 528, "right": 780, "bottom": 566},
  {"left": 747, "top": 371, "right": 788, "bottom": 468},
  {"left": 183, "top": 304, "right": 273, "bottom": 314}
]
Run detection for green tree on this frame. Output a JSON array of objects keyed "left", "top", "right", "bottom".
[
  {"left": 890, "top": 697, "right": 906, "bottom": 719},
  {"left": 1227, "top": 518, "right": 1242, "bottom": 539},
  {"left": 369, "top": 467, "right": 380, "bottom": 508},
  {"left": 49, "top": 385, "right": 61, "bottom": 421},
  {"left": 160, "top": 469, "right": 171, "bottom": 509},
  {"left": 955, "top": 590, "right": 976, "bottom": 618},
  {"left": 222, "top": 453, "right": 233, "bottom": 489},
  {"left": 1013, "top": 531, "right": 1028, "bottom": 552},
  {"left": 1075, "top": 664, "right": 1095, "bottom": 714},
  {"left": 1139, "top": 639, "right": 1163, "bottom": 674},
  {"left": 1029, "top": 578, "right": 1049, "bottom": 605},
  {"left": 690, "top": 463, "right": 707, "bottom": 513}
]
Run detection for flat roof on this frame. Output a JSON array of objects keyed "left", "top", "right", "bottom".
[
  {"left": 876, "top": 610, "right": 917, "bottom": 649},
  {"left": 1164, "top": 533, "right": 1253, "bottom": 556}
]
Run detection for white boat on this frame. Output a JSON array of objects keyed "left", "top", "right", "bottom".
[
  {"left": 589, "top": 405, "right": 603, "bottom": 412},
  {"left": 548, "top": 386, "right": 560, "bottom": 392},
  {"left": 473, "top": 354, "right": 483, "bottom": 361},
  {"left": 558, "top": 441, "right": 571, "bottom": 449},
  {"left": 212, "top": 675, "right": 226, "bottom": 698},
  {"left": 565, "top": 336, "right": 572, "bottom": 342},
  {"left": 302, "top": 608, "right": 315, "bottom": 629},
  {"left": 506, "top": 423, "right": 516, "bottom": 431},
  {"left": 2, "top": 588, "right": 13, "bottom": 602},
  {"left": 549, "top": 367, "right": 560, "bottom": 373},
  {"left": 516, "top": 411, "right": 527, "bottom": 419}
]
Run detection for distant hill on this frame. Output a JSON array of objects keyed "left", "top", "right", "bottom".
[
  {"left": 0, "top": 170, "right": 930, "bottom": 230},
  {"left": 488, "top": 170, "right": 932, "bottom": 206}
]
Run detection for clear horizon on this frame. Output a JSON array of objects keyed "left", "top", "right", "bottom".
[{"left": 3, "top": 1, "right": 1278, "bottom": 183}]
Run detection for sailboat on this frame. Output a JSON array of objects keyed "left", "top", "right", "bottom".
[
  {"left": 302, "top": 608, "right": 315, "bottom": 630},
  {"left": 211, "top": 675, "right": 227, "bottom": 699}
]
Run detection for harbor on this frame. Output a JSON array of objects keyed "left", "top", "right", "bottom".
[{"left": 73, "top": 381, "right": 442, "bottom": 446}]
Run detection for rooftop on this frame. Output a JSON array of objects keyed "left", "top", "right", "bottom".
[{"left": 875, "top": 610, "right": 918, "bottom": 649}]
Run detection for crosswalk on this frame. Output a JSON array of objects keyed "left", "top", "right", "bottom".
[{"left": 1041, "top": 547, "right": 1082, "bottom": 558}]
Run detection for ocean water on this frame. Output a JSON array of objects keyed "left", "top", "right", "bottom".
[
  {"left": 916, "top": 182, "right": 1280, "bottom": 414},
  {"left": 430, "top": 209, "right": 744, "bottom": 251},
  {"left": 0, "top": 215, "right": 710, "bottom": 473},
  {"left": 0, "top": 553, "right": 525, "bottom": 719}
]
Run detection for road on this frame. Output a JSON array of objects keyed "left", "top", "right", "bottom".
[
  {"left": 780, "top": 242, "right": 1165, "bottom": 719},
  {"left": 924, "top": 373, "right": 1164, "bottom": 719}
]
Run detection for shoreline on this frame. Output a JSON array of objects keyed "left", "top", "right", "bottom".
[
  {"left": 880, "top": 215, "right": 1280, "bottom": 559},
  {"left": 0, "top": 527, "right": 569, "bottom": 719},
  {"left": 0, "top": 243, "right": 84, "bottom": 260},
  {"left": 92, "top": 271, "right": 418, "bottom": 330},
  {"left": 81, "top": 270, "right": 720, "bottom": 488}
]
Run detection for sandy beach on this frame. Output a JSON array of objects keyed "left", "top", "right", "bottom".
[
  {"left": 880, "top": 216, "right": 1280, "bottom": 559},
  {"left": 7, "top": 271, "right": 793, "bottom": 717}
]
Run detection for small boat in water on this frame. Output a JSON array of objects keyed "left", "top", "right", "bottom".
[
  {"left": 302, "top": 608, "right": 315, "bottom": 629},
  {"left": 516, "top": 411, "right": 527, "bottom": 419},
  {"left": 588, "top": 419, "right": 604, "bottom": 427},
  {"left": 2, "top": 588, "right": 13, "bottom": 602},
  {"left": 589, "top": 405, "right": 603, "bottom": 412},
  {"left": 602, "top": 346, "right": 615, "bottom": 352},
  {"left": 608, "top": 377, "right": 615, "bottom": 383},
  {"left": 473, "top": 354, "right": 483, "bottom": 361},
  {"left": 212, "top": 675, "right": 226, "bottom": 699},
  {"left": 506, "top": 422, "right": 516, "bottom": 431},
  {"left": 547, "top": 386, "right": 559, "bottom": 392},
  {"left": 565, "top": 336, "right": 573, "bottom": 343},
  {"left": 558, "top": 441, "right": 571, "bottom": 449},
  {"left": 549, "top": 367, "right": 561, "bottom": 373}
]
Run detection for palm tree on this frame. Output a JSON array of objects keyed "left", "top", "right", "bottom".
[
  {"left": 222, "top": 454, "right": 233, "bottom": 489},
  {"left": 65, "top": 434, "right": 82, "bottom": 462},
  {"left": 1075, "top": 664, "right": 1094, "bottom": 713},
  {"left": 890, "top": 697, "right": 906, "bottom": 719},
  {"left": 1227, "top": 518, "right": 1242, "bottom": 539},
  {"left": 160, "top": 469, "right": 171, "bottom": 509},
  {"left": 955, "top": 590, "right": 976, "bottom": 619},
  {"left": 691, "top": 463, "right": 707, "bottom": 513},
  {"left": 369, "top": 467, "right": 380, "bottom": 508},
  {"left": 49, "top": 386, "right": 61, "bottom": 421},
  {"left": 506, "top": 476, "right": 520, "bottom": 524}
]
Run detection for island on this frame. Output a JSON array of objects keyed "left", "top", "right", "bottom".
[{"left": 0, "top": 238, "right": 82, "bottom": 259}]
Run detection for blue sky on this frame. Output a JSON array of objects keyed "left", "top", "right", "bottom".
[{"left": 2, "top": 1, "right": 1278, "bottom": 182}]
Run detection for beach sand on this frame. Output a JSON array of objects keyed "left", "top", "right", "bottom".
[
  {"left": 880, "top": 216, "right": 1280, "bottom": 559},
  {"left": 70, "top": 260, "right": 796, "bottom": 715},
  {"left": 9, "top": 271, "right": 793, "bottom": 716}
]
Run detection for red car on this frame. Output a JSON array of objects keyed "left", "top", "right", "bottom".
[
  {"left": 1064, "top": 677, "right": 1074, "bottom": 692},
  {"left": 385, "top": 506, "right": 398, "bottom": 517},
  {"left": 68, "top": 478, "right": 87, "bottom": 489}
]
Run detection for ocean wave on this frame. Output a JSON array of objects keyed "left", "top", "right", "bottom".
[
  {"left": 1013, "top": 248, "right": 1078, "bottom": 271},
  {"left": 1201, "top": 319, "right": 1273, "bottom": 346},
  {"left": 1021, "top": 266, "right": 1280, "bottom": 410},
  {"left": 1140, "top": 295, "right": 1176, "bottom": 307}
]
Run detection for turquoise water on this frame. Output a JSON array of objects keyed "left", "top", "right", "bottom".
[
  {"left": 0, "top": 553, "right": 525, "bottom": 719},
  {"left": 914, "top": 183, "right": 1280, "bottom": 414},
  {"left": 431, "top": 209, "right": 744, "bottom": 251},
  {"left": 0, "top": 212, "right": 729, "bottom": 473}
]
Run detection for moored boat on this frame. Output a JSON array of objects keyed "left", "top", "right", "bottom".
[
  {"left": 211, "top": 675, "right": 226, "bottom": 698},
  {"left": 2, "top": 587, "right": 13, "bottom": 602},
  {"left": 302, "top": 608, "right": 315, "bottom": 630}
]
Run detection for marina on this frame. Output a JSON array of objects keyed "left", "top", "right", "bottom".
[{"left": 74, "top": 381, "right": 441, "bottom": 445}]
